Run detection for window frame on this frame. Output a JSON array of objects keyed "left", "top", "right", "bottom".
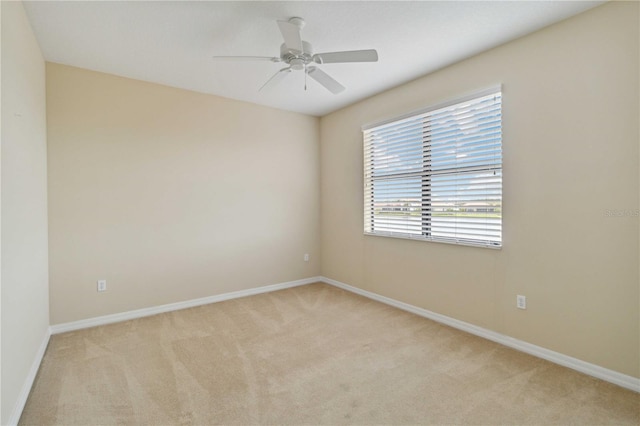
[{"left": 362, "top": 86, "right": 503, "bottom": 249}]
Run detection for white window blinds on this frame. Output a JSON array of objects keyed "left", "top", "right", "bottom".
[{"left": 363, "top": 89, "right": 502, "bottom": 248}]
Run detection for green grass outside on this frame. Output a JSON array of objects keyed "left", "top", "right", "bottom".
[{"left": 375, "top": 211, "right": 501, "bottom": 218}]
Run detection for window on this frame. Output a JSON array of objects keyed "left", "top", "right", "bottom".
[{"left": 363, "top": 88, "right": 502, "bottom": 248}]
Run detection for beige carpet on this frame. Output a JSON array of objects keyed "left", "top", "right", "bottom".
[{"left": 20, "top": 283, "right": 639, "bottom": 425}]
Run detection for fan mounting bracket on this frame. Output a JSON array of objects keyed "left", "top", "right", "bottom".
[{"left": 288, "top": 17, "right": 305, "bottom": 29}]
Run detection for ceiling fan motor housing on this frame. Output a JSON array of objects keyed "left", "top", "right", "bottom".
[{"left": 280, "top": 41, "right": 313, "bottom": 70}]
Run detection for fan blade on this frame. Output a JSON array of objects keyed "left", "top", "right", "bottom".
[
  {"left": 277, "top": 19, "right": 303, "bottom": 53},
  {"left": 306, "top": 66, "right": 345, "bottom": 94},
  {"left": 313, "top": 49, "right": 378, "bottom": 64},
  {"left": 212, "top": 56, "right": 280, "bottom": 62},
  {"left": 259, "top": 67, "right": 292, "bottom": 91}
]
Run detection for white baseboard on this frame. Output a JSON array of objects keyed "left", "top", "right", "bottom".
[
  {"left": 51, "top": 276, "right": 322, "bottom": 334},
  {"left": 7, "top": 327, "right": 51, "bottom": 426},
  {"left": 319, "top": 276, "right": 640, "bottom": 393}
]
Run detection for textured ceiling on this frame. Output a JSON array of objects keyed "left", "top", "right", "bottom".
[{"left": 23, "top": 1, "right": 604, "bottom": 116}]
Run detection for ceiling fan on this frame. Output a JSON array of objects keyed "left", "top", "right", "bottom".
[{"left": 212, "top": 17, "right": 378, "bottom": 94}]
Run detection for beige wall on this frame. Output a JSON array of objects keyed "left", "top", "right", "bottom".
[
  {"left": 47, "top": 63, "right": 320, "bottom": 325},
  {"left": 1, "top": 1, "right": 50, "bottom": 423},
  {"left": 320, "top": 2, "right": 639, "bottom": 378}
]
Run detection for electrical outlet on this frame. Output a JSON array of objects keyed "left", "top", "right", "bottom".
[
  {"left": 304, "top": 253, "right": 310, "bottom": 262},
  {"left": 97, "top": 279, "right": 107, "bottom": 292},
  {"left": 516, "top": 295, "right": 526, "bottom": 309}
]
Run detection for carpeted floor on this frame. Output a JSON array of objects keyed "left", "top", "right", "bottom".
[{"left": 20, "top": 283, "right": 639, "bottom": 425}]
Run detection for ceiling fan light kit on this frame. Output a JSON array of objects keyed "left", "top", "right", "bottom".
[{"left": 212, "top": 17, "right": 378, "bottom": 94}]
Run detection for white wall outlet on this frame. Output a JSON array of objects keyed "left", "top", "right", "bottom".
[
  {"left": 97, "top": 279, "right": 107, "bottom": 292},
  {"left": 304, "top": 253, "right": 310, "bottom": 262},
  {"left": 516, "top": 295, "right": 526, "bottom": 309}
]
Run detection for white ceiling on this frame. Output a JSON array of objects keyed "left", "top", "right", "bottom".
[{"left": 23, "top": 1, "right": 603, "bottom": 117}]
